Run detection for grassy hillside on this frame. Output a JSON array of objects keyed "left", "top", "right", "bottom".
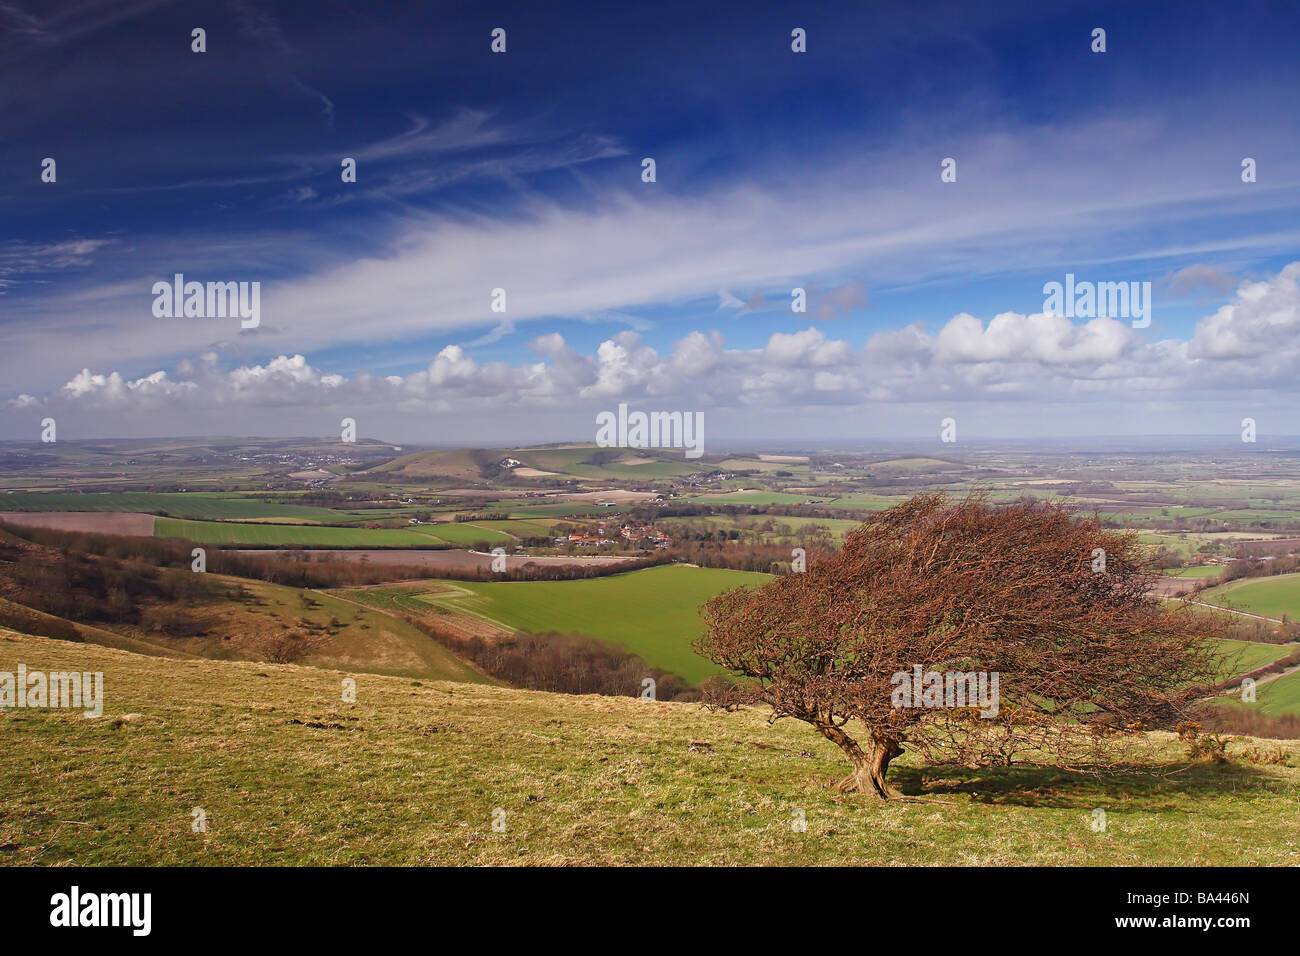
[
  {"left": 0, "top": 597, "right": 199, "bottom": 660},
  {"left": 0, "top": 560, "right": 489, "bottom": 683},
  {"left": 3, "top": 630, "right": 1299, "bottom": 865},
  {"left": 1251, "top": 671, "right": 1300, "bottom": 713},
  {"left": 1201, "top": 572, "right": 1300, "bottom": 621},
  {"left": 365, "top": 447, "right": 501, "bottom": 481},
  {"left": 170, "top": 576, "right": 492, "bottom": 682},
  {"left": 344, "top": 565, "right": 768, "bottom": 683},
  {"left": 518, "top": 446, "right": 700, "bottom": 480},
  {"left": 1214, "top": 637, "right": 1294, "bottom": 678}
]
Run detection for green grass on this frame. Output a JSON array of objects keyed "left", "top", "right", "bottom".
[
  {"left": 688, "top": 491, "right": 827, "bottom": 506},
  {"left": 4, "top": 629, "right": 1300, "bottom": 865},
  {"left": 1213, "top": 638, "right": 1294, "bottom": 679},
  {"left": 1251, "top": 670, "right": 1300, "bottom": 714},
  {"left": 381, "top": 565, "right": 768, "bottom": 683},
  {"left": 1163, "top": 566, "right": 1226, "bottom": 578},
  {"left": 868, "top": 457, "right": 963, "bottom": 471},
  {"left": 410, "top": 522, "right": 514, "bottom": 546},
  {"left": 1212, "top": 509, "right": 1300, "bottom": 525},
  {"left": 469, "top": 518, "right": 562, "bottom": 538},
  {"left": 822, "top": 495, "right": 899, "bottom": 512},
  {"left": 1200, "top": 572, "right": 1300, "bottom": 621},
  {"left": 154, "top": 517, "right": 440, "bottom": 548},
  {"left": 490, "top": 501, "right": 640, "bottom": 518},
  {"left": 519, "top": 447, "right": 700, "bottom": 480},
  {"left": 1137, "top": 531, "right": 1278, "bottom": 558}
]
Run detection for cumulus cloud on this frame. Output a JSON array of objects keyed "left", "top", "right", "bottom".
[
  {"left": 763, "top": 328, "right": 854, "bottom": 367},
  {"left": 10, "top": 262, "right": 1300, "bottom": 435},
  {"left": 1189, "top": 263, "right": 1300, "bottom": 360},
  {"left": 934, "top": 312, "right": 1135, "bottom": 365}
]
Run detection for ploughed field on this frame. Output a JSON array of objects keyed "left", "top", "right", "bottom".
[
  {"left": 0, "top": 511, "right": 156, "bottom": 536},
  {"left": 0, "top": 492, "right": 342, "bottom": 521}
]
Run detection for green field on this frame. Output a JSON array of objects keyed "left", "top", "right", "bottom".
[
  {"left": 382, "top": 565, "right": 768, "bottom": 682},
  {"left": 1200, "top": 572, "right": 1300, "bottom": 621},
  {"left": 1214, "top": 638, "right": 1294, "bottom": 679},
  {"left": 491, "top": 500, "right": 639, "bottom": 518},
  {"left": 1163, "top": 566, "right": 1226, "bottom": 578},
  {"left": 1250, "top": 670, "right": 1300, "bottom": 714},
  {"left": 5, "top": 629, "right": 1300, "bottom": 865},
  {"left": 868, "top": 457, "right": 964, "bottom": 471},
  {"left": 518, "top": 447, "right": 700, "bottom": 480},
  {"left": 1212, "top": 509, "right": 1300, "bottom": 526},
  {"left": 688, "top": 491, "right": 828, "bottom": 506},
  {"left": 470, "top": 518, "right": 562, "bottom": 538},
  {"left": 0, "top": 491, "right": 343, "bottom": 521},
  {"left": 407, "top": 522, "right": 514, "bottom": 546},
  {"left": 823, "top": 495, "right": 898, "bottom": 513},
  {"left": 154, "top": 517, "right": 439, "bottom": 548},
  {"left": 1137, "top": 531, "right": 1280, "bottom": 559}
]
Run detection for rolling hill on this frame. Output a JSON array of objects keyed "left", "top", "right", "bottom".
[
  {"left": 1200, "top": 572, "right": 1300, "bottom": 621},
  {"left": 339, "top": 565, "right": 768, "bottom": 683},
  {"left": 3, "top": 629, "right": 1299, "bottom": 865},
  {"left": 364, "top": 444, "right": 702, "bottom": 483}
]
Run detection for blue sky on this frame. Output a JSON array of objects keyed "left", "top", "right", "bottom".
[{"left": 1, "top": 0, "right": 1299, "bottom": 443}]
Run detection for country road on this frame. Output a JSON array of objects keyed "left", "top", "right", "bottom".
[{"left": 1174, "top": 597, "right": 1281, "bottom": 623}]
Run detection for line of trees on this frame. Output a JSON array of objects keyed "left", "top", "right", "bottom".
[
  {"left": 0, "top": 535, "right": 224, "bottom": 633},
  {"left": 408, "top": 618, "right": 696, "bottom": 701},
  {"left": 2, "top": 526, "right": 670, "bottom": 587}
]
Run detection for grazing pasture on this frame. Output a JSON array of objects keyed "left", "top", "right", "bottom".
[
  {"left": 1200, "top": 572, "right": 1300, "bottom": 621},
  {"left": 1162, "top": 566, "right": 1225, "bottom": 578},
  {"left": 377, "top": 564, "right": 768, "bottom": 683},
  {"left": 5, "top": 630, "right": 1299, "bottom": 865},
  {"left": 407, "top": 522, "right": 514, "bottom": 546},
  {"left": 1213, "top": 638, "right": 1294, "bottom": 679},
  {"left": 688, "top": 491, "right": 828, "bottom": 506}
]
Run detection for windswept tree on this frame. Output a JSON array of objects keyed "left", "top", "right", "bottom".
[{"left": 697, "top": 494, "right": 1222, "bottom": 797}]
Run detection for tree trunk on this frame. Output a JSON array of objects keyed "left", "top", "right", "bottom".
[{"left": 813, "top": 722, "right": 904, "bottom": 798}]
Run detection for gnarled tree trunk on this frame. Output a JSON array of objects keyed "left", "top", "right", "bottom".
[{"left": 814, "top": 721, "right": 904, "bottom": 798}]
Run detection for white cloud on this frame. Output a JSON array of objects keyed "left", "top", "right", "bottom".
[
  {"left": 9, "top": 262, "right": 1299, "bottom": 439},
  {"left": 934, "top": 312, "right": 1135, "bottom": 365},
  {"left": 1189, "top": 262, "right": 1300, "bottom": 360}
]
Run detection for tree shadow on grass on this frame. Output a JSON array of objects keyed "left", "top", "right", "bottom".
[{"left": 889, "top": 759, "right": 1277, "bottom": 809}]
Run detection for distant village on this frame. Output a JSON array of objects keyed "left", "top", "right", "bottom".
[{"left": 556, "top": 522, "right": 671, "bottom": 549}]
